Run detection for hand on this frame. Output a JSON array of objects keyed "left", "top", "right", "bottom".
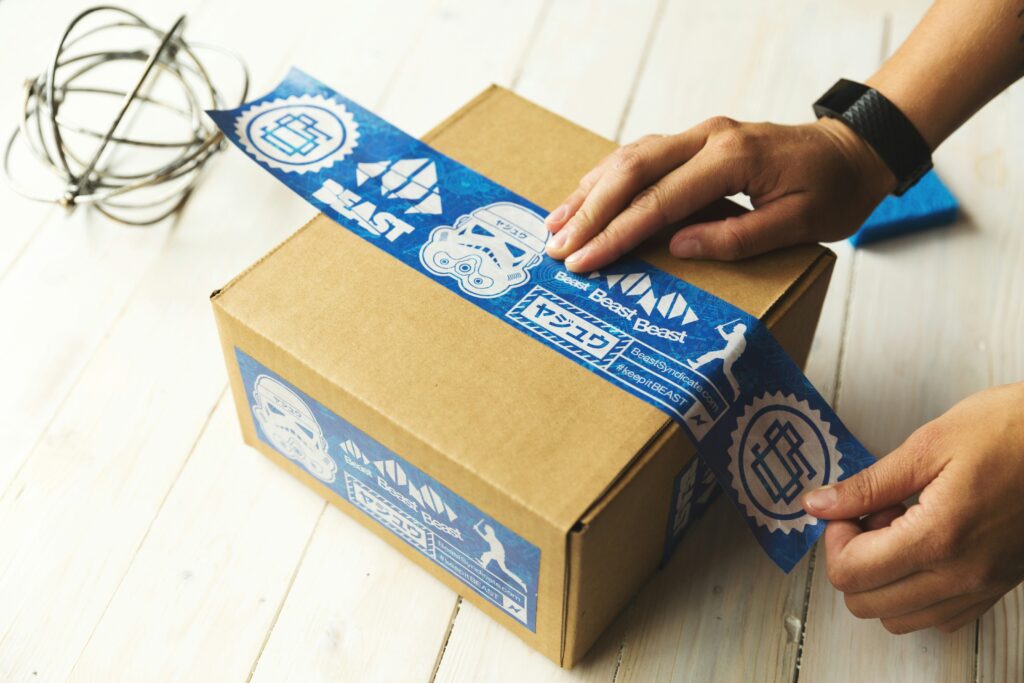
[
  {"left": 544, "top": 116, "right": 896, "bottom": 272},
  {"left": 801, "top": 383, "right": 1024, "bottom": 634}
]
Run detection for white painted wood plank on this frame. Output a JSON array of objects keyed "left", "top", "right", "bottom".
[
  {"left": 250, "top": 507, "right": 458, "bottom": 683},
  {"left": 513, "top": 0, "right": 662, "bottom": 140},
  {"left": 374, "top": 0, "right": 548, "bottom": 136},
  {"left": 980, "top": 586, "right": 1024, "bottom": 683},
  {"left": 0, "top": 0, "right": 377, "bottom": 677},
  {"left": 617, "top": 501, "right": 810, "bottom": 682},
  {"left": 801, "top": 1, "right": 1021, "bottom": 680},
  {"left": 0, "top": 0, "right": 209, "bottom": 496},
  {"left": 0, "top": 151, "right": 311, "bottom": 683},
  {"left": 66, "top": 397, "right": 325, "bottom": 682},
  {"left": 436, "top": 599, "right": 625, "bottom": 683}
]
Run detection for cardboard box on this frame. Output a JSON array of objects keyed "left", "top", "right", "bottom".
[{"left": 211, "top": 86, "right": 835, "bottom": 667}]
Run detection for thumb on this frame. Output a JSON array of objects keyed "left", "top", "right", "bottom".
[
  {"left": 669, "top": 195, "right": 808, "bottom": 261},
  {"left": 801, "top": 435, "right": 941, "bottom": 519}
]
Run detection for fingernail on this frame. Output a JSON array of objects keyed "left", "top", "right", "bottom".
[
  {"left": 672, "top": 238, "right": 702, "bottom": 259},
  {"left": 546, "top": 204, "right": 568, "bottom": 227},
  {"left": 565, "top": 246, "right": 589, "bottom": 271},
  {"left": 803, "top": 486, "right": 838, "bottom": 513}
]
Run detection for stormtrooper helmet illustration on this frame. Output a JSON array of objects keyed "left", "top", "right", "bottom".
[
  {"left": 252, "top": 374, "right": 337, "bottom": 483},
  {"left": 419, "top": 202, "right": 549, "bottom": 298}
]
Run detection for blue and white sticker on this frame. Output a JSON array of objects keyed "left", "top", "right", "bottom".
[
  {"left": 209, "top": 68, "right": 876, "bottom": 573},
  {"left": 237, "top": 348, "right": 541, "bottom": 631},
  {"left": 233, "top": 94, "right": 359, "bottom": 173}
]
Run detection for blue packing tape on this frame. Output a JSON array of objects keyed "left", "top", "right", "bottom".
[{"left": 208, "top": 68, "right": 876, "bottom": 573}]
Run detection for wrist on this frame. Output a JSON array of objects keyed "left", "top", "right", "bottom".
[
  {"left": 814, "top": 116, "right": 898, "bottom": 197},
  {"left": 865, "top": 72, "right": 942, "bottom": 151}
]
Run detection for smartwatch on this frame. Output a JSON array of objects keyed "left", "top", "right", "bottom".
[{"left": 813, "top": 78, "right": 932, "bottom": 196}]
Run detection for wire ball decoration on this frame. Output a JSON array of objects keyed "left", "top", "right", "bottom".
[{"left": 2, "top": 5, "right": 249, "bottom": 225}]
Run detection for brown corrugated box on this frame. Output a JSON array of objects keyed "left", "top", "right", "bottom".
[{"left": 211, "top": 86, "right": 834, "bottom": 667}]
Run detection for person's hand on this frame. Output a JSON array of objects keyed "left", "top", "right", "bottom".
[
  {"left": 801, "top": 382, "right": 1024, "bottom": 634},
  {"left": 544, "top": 116, "right": 897, "bottom": 272}
]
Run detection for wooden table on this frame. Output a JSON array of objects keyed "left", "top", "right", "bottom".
[{"left": 1, "top": 0, "right": 1020, "bottom": 680}]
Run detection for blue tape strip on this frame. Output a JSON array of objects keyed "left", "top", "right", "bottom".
[{"left": 209, "top": 68, "right": 876, "bottom": 572}]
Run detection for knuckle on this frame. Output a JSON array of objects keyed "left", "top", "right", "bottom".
[
  {"left": 712, "top": 128, "right": 753, "bottom": 156},
  {"left": 630, "top": 186, "right": 668, "bottom": 222},
  {"left": 827, "top": 562, "right": 857, "bottom": 593},
  {"left": 843, "top": 594, "right": 873, "bottom": 619},
  {"left": 577, "top": 174, "right": 599, "bottom": 193},
  {"left": 842, "top": 470, "right": 880, "bottom": 509},
  {"left": 613, "top": 147, "right": 646, "bottom": 177},
  {"left": 717, "top": 217, "right": 751, "bottom": 261},
  {"left": 881, "top": 618, "right": 913, "bottom": 635},
  {"left": 586, "top": 230, "right": 621, "bottom": 261},
  {"left": 704, "top": 115, "right": 739, "bottom": 131},
  {"left": 570, "top": 204, "right": 597, "bottom": 232}
]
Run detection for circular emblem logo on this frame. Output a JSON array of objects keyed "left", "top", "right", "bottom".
[
  {"left": 234, "top": 94, "right": 358, "bottom": 174},
  {"left": 727, "top": 391, "right": 843, "bottom": 534}
]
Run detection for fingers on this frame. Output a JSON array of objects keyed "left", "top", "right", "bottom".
[
  {"left": 545, "top": 152, "right": 621, "bottom": 233},
  {"left": 802, "top": 431, "right": 945, "bottom": 520},
  {"left": 546, "top": 121, "right": 732, "bottom": 263},
  {"left": 877, "top": 593, "right": 982, "bottom": 635},
  {"left": 823, "top": 518, "right": 928, "bottom": 594},
  {"left": 665, "top": 195, "right": 810, "bottom": 261},
  {"left": 861, "top": 503, "right": 907, "bottom": 531},
  {"left": 845, "top": 570, "right": 972, "bottom": 620},
  {"left": 562, "top": 148, "right": 747, "bottom": 272},
  {"left": 936, "top": 596, "right": 1000, "bottom": 633}
]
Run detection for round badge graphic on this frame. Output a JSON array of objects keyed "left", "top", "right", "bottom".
[
  {"left": 727, "top": 391, "right": 843, "bottom": 534},
  {"left": 234, "top": 94, "right": 358, "bottom": 174}
]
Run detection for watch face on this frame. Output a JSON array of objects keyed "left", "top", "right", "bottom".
[{"left": 814, "top": 78, "right": 869, "bottom": 117}]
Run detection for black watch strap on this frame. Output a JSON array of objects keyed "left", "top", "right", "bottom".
[{"left": 813, "top": 78, "right": 932, "bottom": 196}]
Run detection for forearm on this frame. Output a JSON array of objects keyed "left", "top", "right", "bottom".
[{"left": 867, "top": 0, "right": 1024, "bottom": 150}]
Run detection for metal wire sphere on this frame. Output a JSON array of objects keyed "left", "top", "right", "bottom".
[{"left": 2, "top": 5, "right": 249, "bottom": 225}]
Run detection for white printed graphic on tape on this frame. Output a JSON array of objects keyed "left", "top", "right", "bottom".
[
  {"left": 727, "top": 391, "right": 842, "bottom": 534},
  {"left": 420, "top": 202, "right": 549, "bottom": 298},
  {"left": 357, "top": 158, "right": 443, "bottom": 215},
  {"left": 235, "top": 94, "right": 358, "bottom": 173},
  {"left": 252, "top": 374, "right": 338, "bottom": 483},
  {"left": 589, "top": 270, "right": 700, "bottom": 325}
]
